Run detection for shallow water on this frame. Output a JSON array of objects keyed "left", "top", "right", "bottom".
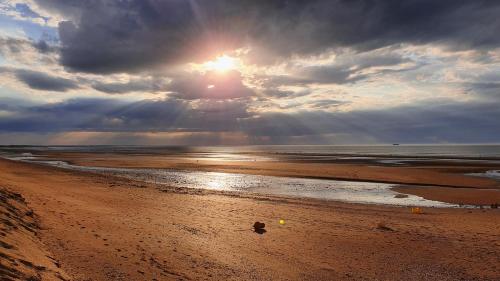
[
  {"left": 1, "top": 154, "right": 457, "bottom": 208},
  {"left": 468, "top": 170, "right": 500, "bottom": 180}
]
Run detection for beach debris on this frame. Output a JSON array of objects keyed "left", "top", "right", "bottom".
[
  {"left": 394, "top": 194, "right": 408, "bottom": 199},
  {"left": 411, "top": 207, "right": 423, "bottom": 214},
  {"left": 279, "top": 219, "right": 285, "bottom": 225},
  {"left": 253, "top": 221, "right": 266, "bottom": 234},
  {"left": 376, "top": 221, "right": 394, "bottom": 231}
]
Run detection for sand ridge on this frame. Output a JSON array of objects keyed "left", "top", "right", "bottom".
[{"left": 0, "top": 186, "right": 70, "bottom": 281}]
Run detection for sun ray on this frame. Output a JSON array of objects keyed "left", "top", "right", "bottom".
[{"left": 204, "top": 55, "right": 238, "bottom": 72}]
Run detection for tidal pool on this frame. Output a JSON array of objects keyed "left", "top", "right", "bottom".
[{"left": 2, "top": 154, "right": 456, "bottom": 207}]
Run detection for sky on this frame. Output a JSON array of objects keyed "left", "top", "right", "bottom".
[{"left": 0, "top": 0, "right": 499, "bottom": 145}]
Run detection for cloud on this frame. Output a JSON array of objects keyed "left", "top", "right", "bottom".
[
  {"left": 0, "top": 36, "right": 59, "bottom": 68},
  {"left": 91, "top": 77, "right": 169, "bottom": 94},
  {"left": 14, "top": 69, "right": 79, "bottom": 91},
  {"left": 32, "top": 39, "right": 57, "bottom": 53},
  {"left": 15, "top": 3, "right": 48, "bottom": 22},
  {"left": 31, "top": 0, "right": 500, "bottom": 73},
  {"left": 0, "top": 1, "right": 52, "bottom": 26},
  {"left": 260, "top": 49, "right": 414, "bottom": 89},
  {"left": 297, "top": 65, "right": 366, "bottom": 85},
  {"left": 261, "top": 89, "right": 310, "bottom": 99},
  {"left": 0, "top": 97, "right": 249, "bottom": 133},
  {"left": 257, "top": 64, "right": 370, "bottom": 89},
  {"left": 1, "top": 1, "right": 500, "bottom": 145},
  {"left": 169, "top": 70, "right": 254, "bottom": 100},
  {"left": 0, "top": 37, "right": 27, "bottom": 54},
  {"left": 2, "top": 96, "right": 500, "bottom": 144},
  {"left": 310, "top": 99, "right": 349, "bottom": 109},
  {"left": 0, "top": 131, "right": 251, "bottom": 146},
  {"left": 239, "top": 101, "right": 500, "bottom": 143}
]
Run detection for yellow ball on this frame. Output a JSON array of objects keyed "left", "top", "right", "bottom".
[{"left": 279, "top": 219, "right": 285, "bottom": 225}]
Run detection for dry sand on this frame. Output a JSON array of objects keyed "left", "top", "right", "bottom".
[
  {"left": 0, "top": 186, "right": 70, "bottom": 280},
  {"left": 1, "top": 158, "right": 500, "bottom": 280}
]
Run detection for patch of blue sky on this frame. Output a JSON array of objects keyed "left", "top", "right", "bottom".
[
  {"left": 0, "top": 14, "right": 26, "bottom": 38},
  {"left": 0, "top": 11, "right": 58, "bottom": 42},
  {"left": 0, "top": 53, "right": 6, "bottom": 66},
  {"left": 14, "top": 3, "right": 47, "bottom": 21}
]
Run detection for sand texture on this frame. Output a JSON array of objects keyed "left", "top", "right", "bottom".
[
  {"left": 1, "top": 158, "right": 499, "bottom": 280},
  {"left": 0, "top": 185, "right": 70, "bottom": 281}
]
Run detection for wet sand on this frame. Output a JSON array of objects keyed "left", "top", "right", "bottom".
[
  {"left": 41, "top": 152, "right": 500, "bottom": 186},
  {"left": 393, "top": 186, "right": 500, "bottom": 206},
  {"left": 1, "top": 158, "right": 500, "bottom": 280},
  {"left": 36, "top": 151, "right": 500, "bottom": 205}
]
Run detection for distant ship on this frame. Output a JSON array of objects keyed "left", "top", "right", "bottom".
[{"left": 392, "top": 143, "right": 400, "bottom": 146}]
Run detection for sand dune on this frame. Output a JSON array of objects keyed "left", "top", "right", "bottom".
[{"left": 0, "top": 186, "right": 70, "bottom": 281}]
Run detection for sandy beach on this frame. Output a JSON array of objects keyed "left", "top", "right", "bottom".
[{"left": 1, "top": 158, "right": 500, "bottom": 280}]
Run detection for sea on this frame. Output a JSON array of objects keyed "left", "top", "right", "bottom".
[{"left": 2, "top": 144, "right": 500, "bottom": 158}]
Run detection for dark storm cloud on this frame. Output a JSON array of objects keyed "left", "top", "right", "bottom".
[
  {"left": 0, "top": 98, "right": 182, "bottom": 132},
  {"left": 2, "top": 96, "right": 500, "bottom": 143},
  {"left": 14, "top": 69, "right": 79, "bottom": 91},
  {"left": 34, "top": 0, "right": 500, "bottom": 73},
  {"left": 240, "top": 102, "right": 500, "bottom": 143},
  {"left": 0, "top": 98, "right": 121, "bottom": 132},
  {"left": 0, "top": 97, "right": 249, "bottom": 133}
]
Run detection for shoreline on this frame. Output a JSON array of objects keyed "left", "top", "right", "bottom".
[
  {"left": 43, "top": 152, "right": 500, "bottom": 186},
  {"left": 41, "top": 158, "right": 500, "bottom": 189},
  {"left": 0, "top": 158, "right": 453, "bottom": 208},
  {"left": 6, "top": 157, "right": 500, "bottom": 206},
  {"left": 5, "top": 150, "right": 500, "bottom": 206}
]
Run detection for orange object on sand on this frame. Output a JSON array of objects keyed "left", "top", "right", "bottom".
[{"left": 411, "top": 207, "right": 423, "bottom": 214}]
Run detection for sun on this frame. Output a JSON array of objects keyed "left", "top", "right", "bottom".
[{"left": 204, "top": 55, "right": 238, "bottom": 72}]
